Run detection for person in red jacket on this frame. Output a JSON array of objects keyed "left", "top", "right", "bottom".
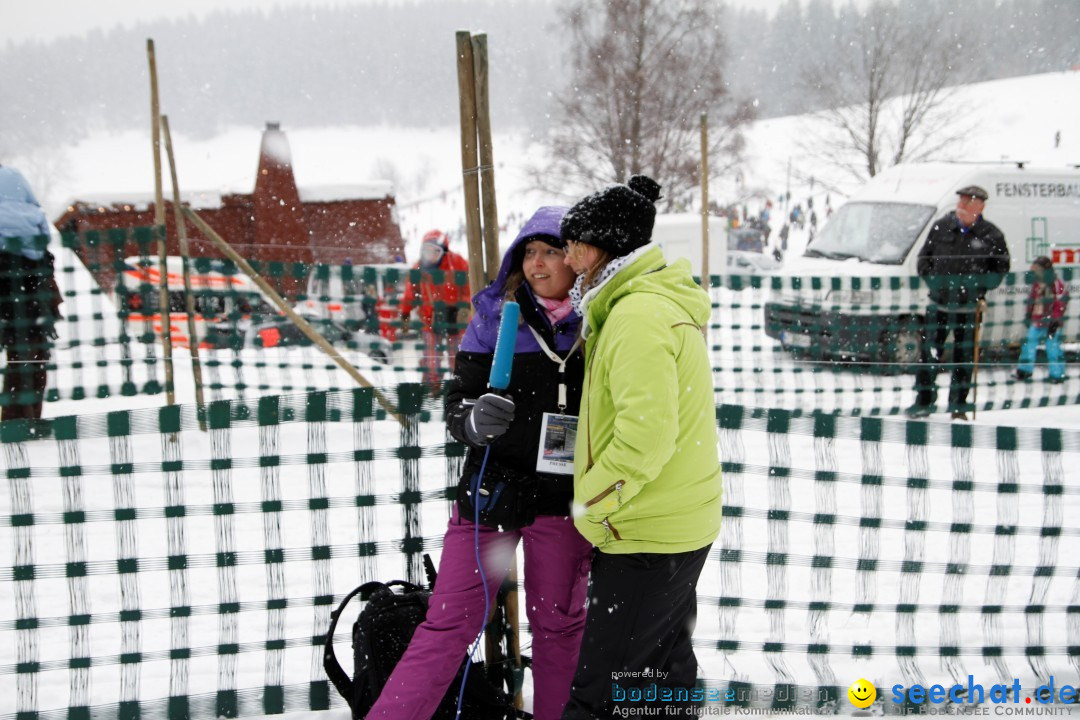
[
  {"left": 400, "top": 230, "right": 470, "bottom": 392},
  {"left": 1015, "top": 255, "right": 1068, "bottom": 383}
]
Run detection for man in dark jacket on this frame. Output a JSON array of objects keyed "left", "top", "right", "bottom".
[{"left": 907, "top": 185, "right": 1009, "bottom": 420}]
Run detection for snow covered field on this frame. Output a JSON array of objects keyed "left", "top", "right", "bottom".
[
  {"left": 5, "top": 386, "right": 1078, "bottom": 719},
  {"left": 4, "top": 70, "right": 1080, "bottom": 720}
]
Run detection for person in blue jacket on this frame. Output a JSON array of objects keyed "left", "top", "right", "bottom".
[{"left": 0, "top": 165, "right": 62, "bottom": 423}]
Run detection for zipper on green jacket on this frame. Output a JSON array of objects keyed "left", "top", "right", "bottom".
[{"left": 584, "top": 480, "right": 624, "bottom": 508}]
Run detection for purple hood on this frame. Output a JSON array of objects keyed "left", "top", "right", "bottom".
[{"left": 460, "top": 205, "right": 581, "bottom": 353}]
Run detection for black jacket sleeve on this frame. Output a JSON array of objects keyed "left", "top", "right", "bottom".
[
  {"left": 981, "top": 227, "right": 1011, "bottom": 296},
  {"left": 916, "top": 223, "right": 941, "bottom": 278},
  {"left": 444, "top": 349, "right": 494, "bottom": 447}
]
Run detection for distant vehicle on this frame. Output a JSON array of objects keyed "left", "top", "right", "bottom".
[
  {"left": 296, "top": 262, "right": 410, "bottom": 341},
  {"left": 727, "top": 226, "right": 783, "bottom": 271},
  {"left": 764, "top": 162, "right": 1080, "bottom": 364},
  {"left": 250, "top": 314, "right": 392, "bottom": 363},
  {"left": 118, "top": 255, "right": 277, "bottom": 350},
  {"left": 652, "top": 213, "right": 781, "bottom": 280},
  {"left": 118, "top": 256, "right": 392, "bottom": 361},
  {"left": 730, "top": 226, "right": 765, "bottom": 253}
]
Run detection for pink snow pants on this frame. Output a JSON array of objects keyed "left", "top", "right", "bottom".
[{"left": 366, "top": 508, "right": 592, "bottom": 720}]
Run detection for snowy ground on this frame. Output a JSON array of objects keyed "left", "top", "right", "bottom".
[{"left": 5, "top": 384, "right": 1078, "bottom": 719}]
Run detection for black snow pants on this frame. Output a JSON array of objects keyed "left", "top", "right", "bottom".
[{"left": 561, "top": 545, "right": 711, "bottom": 720}]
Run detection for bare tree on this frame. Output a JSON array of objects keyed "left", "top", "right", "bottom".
[
  {"left": 536, "top": 0, "right": 752, "bottom": 206},
  {"left": 800, "top": 1, "right": 965, "bottom": 182}
]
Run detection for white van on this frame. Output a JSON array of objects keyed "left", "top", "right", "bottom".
[{"left": 764, "top": 162, "right": 1080, "bottom": 363}]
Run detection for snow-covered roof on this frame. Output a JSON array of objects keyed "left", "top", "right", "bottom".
[
  {"left": 854, "top": 162, "right": 1080, "bottom": 206},
  {"left": 60, "top": 182, "right": 395, "bottom": 214},
  {"left": 62, "top": 190, "right": 225, "bottom": 212},
  {"left": 59, "top": 182, "right": 396, "bottom": 215},
  {"left": 297, "top": 182, "right": 394, "bottom": 202}
]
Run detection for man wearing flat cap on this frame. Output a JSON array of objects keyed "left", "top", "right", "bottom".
[{"left": 907, "top": 185, "right": 1009, "bottom": 420}]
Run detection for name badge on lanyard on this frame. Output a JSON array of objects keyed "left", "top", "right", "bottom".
[
  {"left": 537, "top": 412, "right": 578, "bottom": 475},
  {"left": 528, "top": 324, "right": 582, "bottom": 475}
]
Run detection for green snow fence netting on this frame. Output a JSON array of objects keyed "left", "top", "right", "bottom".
[
  {"left": 3, "top": 387, "right": 1079, "bottom": 718},
  {"left": 2, "top": 229, "right": 1077, "bottom": 418}
]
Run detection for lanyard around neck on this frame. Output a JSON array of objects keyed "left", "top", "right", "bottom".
[{"left": 526, "top": 324, "right": 582, "bottom": 413}]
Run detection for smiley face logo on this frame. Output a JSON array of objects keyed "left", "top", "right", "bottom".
[{"left": 848, "top": 679, "right": 876, "bottom": 709}]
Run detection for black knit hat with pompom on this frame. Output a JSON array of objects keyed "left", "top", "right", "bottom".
[{"left": 560, "top": 175, "right": 662, "bottom": 257}]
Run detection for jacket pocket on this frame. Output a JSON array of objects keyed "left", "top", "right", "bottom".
[
  {"left": 584, "top": 480, "right": 624, "bottom": 509},
  {"left": 602, "top": 518, "right": 622, "bottom": 542}
]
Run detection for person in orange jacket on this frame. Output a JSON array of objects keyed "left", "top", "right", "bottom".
[{"left": 400, "top": 230, "right": 470, "bottom": 392}]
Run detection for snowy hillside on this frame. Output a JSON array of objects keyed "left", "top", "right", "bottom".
[
  {"left": 733, "top": 70, "right": 1080, "bottom": 212},
  {"left": 14, "top": 70, "right": 1080, "bottom": 263},
  {"left": 9, "top": 70, "right": 1080, "bottom": 431}
]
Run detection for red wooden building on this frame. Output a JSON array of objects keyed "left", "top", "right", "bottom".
[{"left": 55, "top": 123, "right": 405, "bottom": 296}]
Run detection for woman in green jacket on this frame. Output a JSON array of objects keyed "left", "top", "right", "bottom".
[{"left": 559, "top": 175, "right": 722, "bottom": 719}]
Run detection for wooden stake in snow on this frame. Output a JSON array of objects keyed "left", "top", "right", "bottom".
[
  {"left": 471, "top": 34, "right": 500, "bottom": 284},
  {"left": 457, "top": 30, "right": 522, "bottom": 704},
  {"left": 147, "top": 38, "right": 176, "bottom": 406},
  {"left": 972, "top": 300, "right": 985, "bottom": 421},
  {"left": 700, "top": 112, "right": 710, "bottom": 292},
  {"left": 455, "top": 31, "right": 486, "bottom": 299},
  {"left": 160, "top": 115, "right": 207, "bottom": 431},
  {"left": 181, "top": 208, "right": 404, "bottom": 427}
]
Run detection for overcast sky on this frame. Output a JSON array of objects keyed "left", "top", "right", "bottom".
[{"left": 3, "top": 0, "right": 798, "bottom": 44}]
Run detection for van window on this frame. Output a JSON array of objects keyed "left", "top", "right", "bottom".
[
  {"left": 128, "top": 288, "right": 222, "bottom": 315},
  {"left": 312, "top": 274, "right": 331, "bottom": 300},
  {"left": 233, "top": 292, "right": 275, "bottom": 318},
  {"left": 195, "top": 293, "right": 226, "bottom": 316},
  {"left": 126, "top": 289, "right": 186, "bottom": 313},
  {"left": 168, "top": 291, "right": 186, "bottom": 312},
  {"left": 806, "top": 202, "right": 934, "bottom": 265}
]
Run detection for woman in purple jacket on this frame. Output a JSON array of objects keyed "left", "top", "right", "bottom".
[{"left": 367, "top": 206, "right": 592, "bottom": 720}]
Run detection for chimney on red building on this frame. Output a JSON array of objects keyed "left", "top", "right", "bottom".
[{"left": 253, "top": 121, "right": 311, "bottom": 295}]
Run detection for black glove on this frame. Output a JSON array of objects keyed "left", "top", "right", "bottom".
[
  {"left": 1048, "top": 321, "right": 1060, "bottom": 337},
  {"left": 464, "top": 393, "right": 515, "bottom": 446}
]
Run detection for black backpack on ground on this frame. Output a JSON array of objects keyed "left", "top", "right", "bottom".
[{"left": 323, "top": 575, "right": 526, "bottom": 720}]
